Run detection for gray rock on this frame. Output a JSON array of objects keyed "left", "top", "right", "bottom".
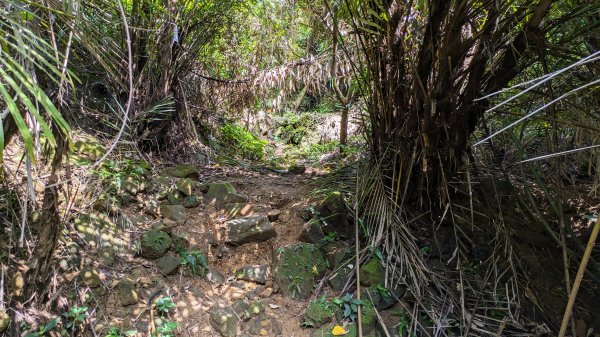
[
  {"left": 298, "top": 220, "right": 325, "bottom": 244},
  {"left": 316, "top": 191, "right": 352, "bottom": 239},
  {"left": 224, "top": 203, "right": 255, "bottom": 217},
  {"left": 328, "top": 264, "right": 353, "bottom": 291},
  {"left": 206, "top": 267, "right": 226, "bottom": 285},
  {"left": 117, "top": 279, "right": 138, "bottom": 306},
  {"left": 209, "top": 304, "right": 239, "bottom": 337},
  {"left": 271, "top": 320, "right": 282, "bottom": 335},
  {"left": 200, "top": 232, "right": 219, "bottom": 247},
  {"left": 225, "top": 215, "right": 276, "bottom": 245},
  {"left": 272, "top": 243, "right": 327, "bottom": 299},
  {"left": 267, "top": 209, "right": 281, "bottom": 222},
  {"left": 364, "top": 284, "right": 405, "bottom": 311},
  {"left": 206, "top": 182, "right": 247, "bottom": 205},
  {"left": 145, "top": 199, "right": 160, "bottom": 216},
  {"left": 232, "top": 299, "right": 264, "bottom": 322},
  {"left": 160, "top": 205, "right": 186, "bottom": 225},
  {"left": 235, "top": 265, "right": 270, "bottom": 284},
  {"left": 156, "top": 254, "right": 181, "bottom": 275},
  {"left": 323, "top": 241, "right": 349, "bottom": 267},
  {"left": 140, "top": 229, "right": 171, "bottom": 259}
]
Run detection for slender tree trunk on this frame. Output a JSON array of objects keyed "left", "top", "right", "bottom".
[{"left": 340, "top": 106, "right": 348, "bottom": 145}]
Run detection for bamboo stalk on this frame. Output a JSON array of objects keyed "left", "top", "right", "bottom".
[{"left": 558, "top": 216, "right": 600, "bottom": 337}]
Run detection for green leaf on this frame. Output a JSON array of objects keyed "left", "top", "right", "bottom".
[
  {"left": 41, "top": 317, "right": 61, "bottom": 333},
  {"left": 0, "top": 81, "right": 34, "bottom": 160}
]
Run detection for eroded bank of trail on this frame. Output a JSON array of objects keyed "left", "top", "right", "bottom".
[{"left": 73, "top": 162, "right": 351, "bottom": 337}]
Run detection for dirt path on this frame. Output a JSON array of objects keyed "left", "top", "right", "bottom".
[{"left": 94, "top": 166, "right": 320, "bottom": 337}]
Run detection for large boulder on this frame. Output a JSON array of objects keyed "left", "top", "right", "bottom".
[
  {"left": 209, "top": 303, "right": 239, "bottom": 337},
  {"left": 224, "top": 215, "right": 276, "bottom": 245},
  {"left": 316, "top": 192, "right": 352, "bottom": 239},
  {"left": 140, "top": 229, "right": 171, "bottom": 259},
  {"left": 272, "top": 243, "right": 327, "bottom": 299}
]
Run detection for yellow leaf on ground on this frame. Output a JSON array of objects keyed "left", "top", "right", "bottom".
[{"left": 332, "top": 325, "right": 347, "bottom": 336}]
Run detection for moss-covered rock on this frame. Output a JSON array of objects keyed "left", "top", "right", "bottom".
[
  {"left": 176, "top": 178, "right": 194, "bottom": 196},
  {"left": 74, "top": 213, "right": 126, "bottom": 251},
  {"left": 182, "top": 195, "right": 201, "bottom": 208},
  {"left": 359, "top": 301, "right": 378, "bottom": 334},
  {"left": 73, "top": 135, "right": 106, "bottom": 161},
  {"left": 359, "top": 257, "right": 384, "bottom": 287},
  {"left": 316, "top": 192, "right": 352, "bottom": 239},
  {"left": 272, "top": 243, "right": 327, "bottom": 299},
  {"left": 140, "top": 229, "right": 171, "bottom": 259},
  {"left": 365, "top": 284, "right": 405, "bottom": 311},
  {"left": 302, "top": 299, "right": 335, "bottom": 328},
  {"left": 165, "top": 164, "right": 199, "bottom": 180},
  {"left": 167, "top": 190, "right": 183, "bottom": 205}
]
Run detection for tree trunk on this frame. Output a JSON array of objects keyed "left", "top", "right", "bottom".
[
  {"left": 339, "top": 106, "right": 348, "bottom": 145},
  {"left": 358, "top": 0, "right": 553, "bottom": 210}
]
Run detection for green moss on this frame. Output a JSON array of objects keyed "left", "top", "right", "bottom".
[
  {"left": 140, "top": 230, "right": 172, "bottom": 259},
  {"left": 359, "top": 257, "right": 384, "bottom": 287},
  {"left": 302, "top": 298, "right": 335, "bottom": 327},
  {"left": 273, "top": 243, "right": 327, "bottom": 299}
]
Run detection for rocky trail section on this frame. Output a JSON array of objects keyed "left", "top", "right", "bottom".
[{"left": 60, "top": 163, "right": 408, "bottom": 337}]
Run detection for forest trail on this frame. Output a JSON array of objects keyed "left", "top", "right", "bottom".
[{"left": 78, "top": 163, "right": 328, "bottom": 337}]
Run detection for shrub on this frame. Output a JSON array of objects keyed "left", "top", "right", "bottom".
[{"left": 219, "top": 123, "right": 267, "bottom": 160}]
